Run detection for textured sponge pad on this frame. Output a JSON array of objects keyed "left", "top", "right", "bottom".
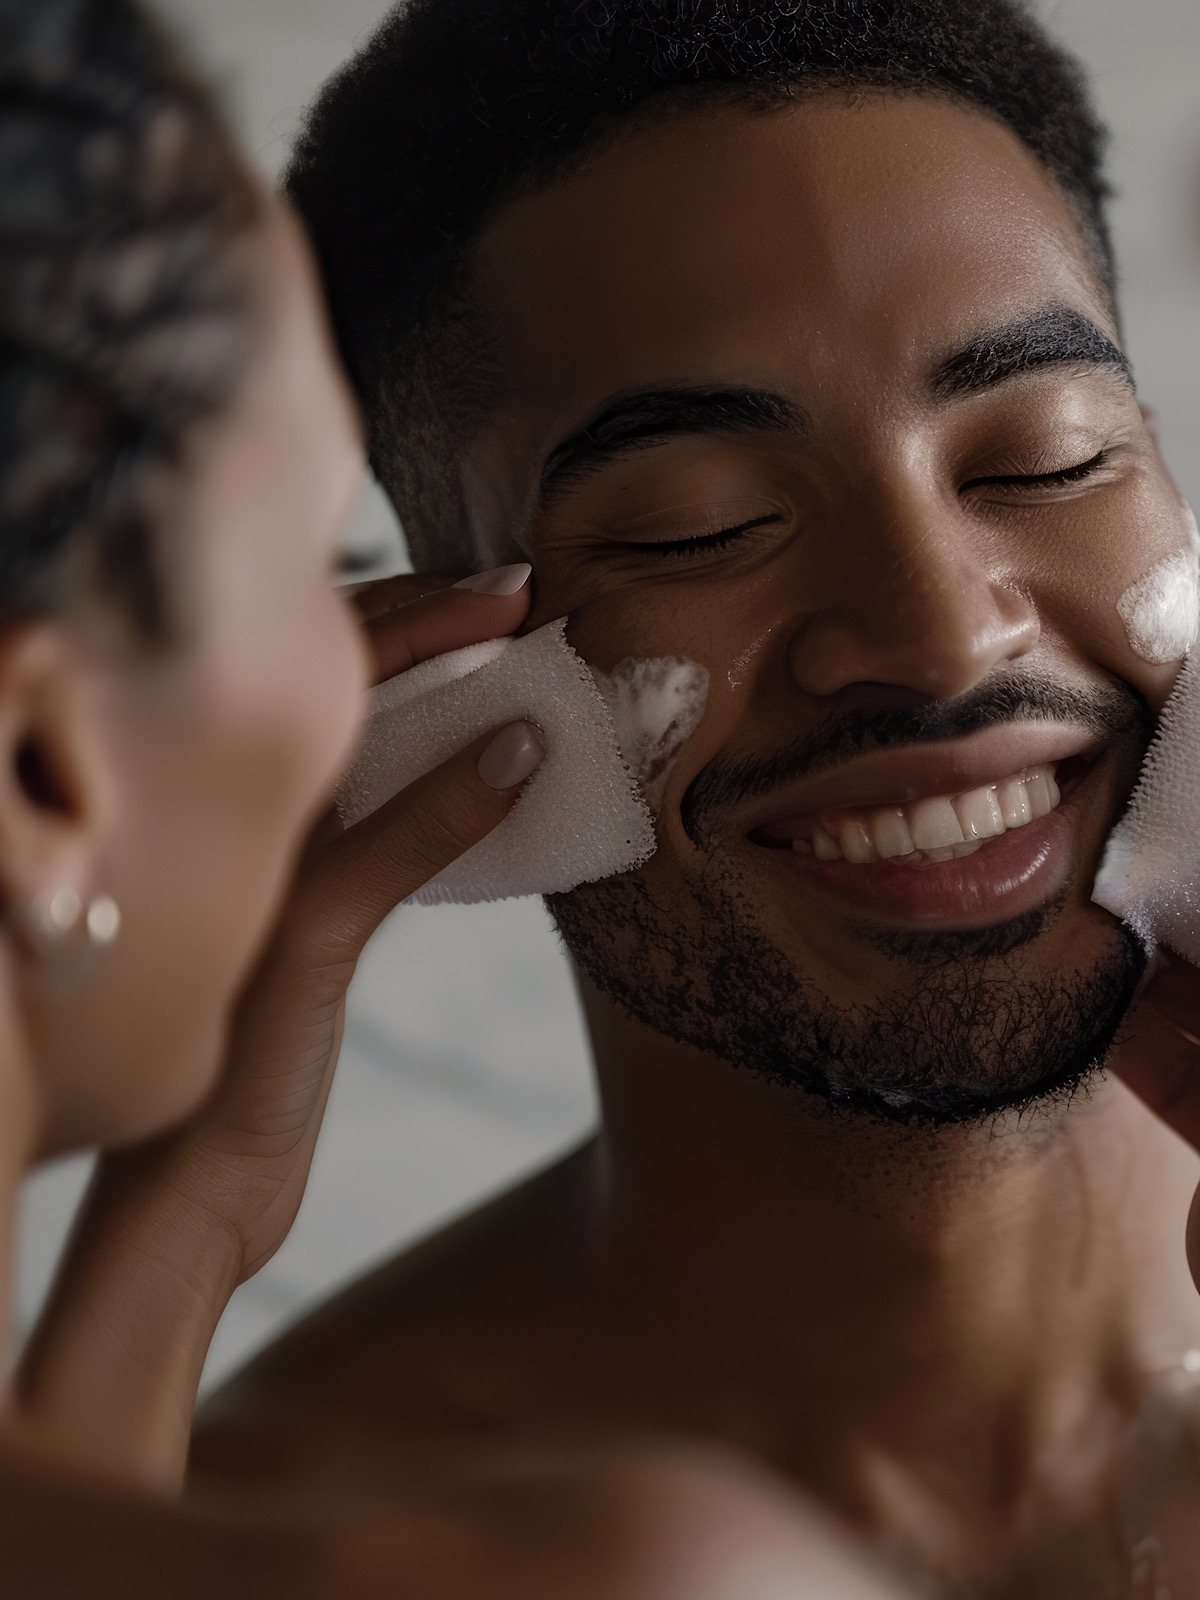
[
  {"left": 336, "top": 617, "right": 656, "bottom": 904},
  {"left": 1093, "top": 652, "right": 1200, "bottom": 962}
]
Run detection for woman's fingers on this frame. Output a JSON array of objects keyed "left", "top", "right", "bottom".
[
  {"left": 1121, "top": 957, "right": 1200, "bottom": 1295},
  {"left": 363, "top": 563, "right": 532, "bottom": 684},
  {"left": 1106, "top": 955, "right": 1200, "bottom": 1295},
  {"left": 298, "top": 719, "right": 544, "bottom": 961},
  {"left": 1109, "top": 953, "right": 1200, "bottom": 1151},
  {"left": 351, "top": 572, "right": 453, "bottom": 621}
]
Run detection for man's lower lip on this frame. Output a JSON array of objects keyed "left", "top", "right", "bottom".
[
  {"left": 766, "top": 810, "right": 1070, "bottom": 929},
  {"left": 745, "top": 747, "right": 1127, "bottom": 931}
]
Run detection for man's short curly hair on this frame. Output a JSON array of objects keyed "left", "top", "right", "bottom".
[{"left": 285, "top": 0, "right": 1114, "bottom": 574}]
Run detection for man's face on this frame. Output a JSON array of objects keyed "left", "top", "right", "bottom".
[{"left": 462, "top": 92, "right": 1188, "bottom": 1121}]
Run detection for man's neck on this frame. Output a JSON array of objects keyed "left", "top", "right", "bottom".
[{"left": 579, "top": 979, "right": 1200, "bottom": 1513}]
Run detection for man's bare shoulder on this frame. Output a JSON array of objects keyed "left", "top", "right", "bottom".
[{"left": 191, "top": 1143, "right": 593, "bottom": 1487}]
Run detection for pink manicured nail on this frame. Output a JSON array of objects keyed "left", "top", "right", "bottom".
[
  {"left": 452, "top": 562, "right": 532, "bottom": 596},
  {"left": 478, "top": 721, "right": 545, "bottom": 789}
]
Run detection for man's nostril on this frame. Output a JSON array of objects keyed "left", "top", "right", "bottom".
[{"left": 787, "top": 581, "right": 1040, "bottom": 703}]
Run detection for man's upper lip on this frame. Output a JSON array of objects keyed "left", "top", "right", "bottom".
[{"left": 742, "top": 722, "right": 1108, "bottom": 831}]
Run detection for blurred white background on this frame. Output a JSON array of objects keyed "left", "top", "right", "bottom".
[{"left": 15, "top": 0, "right": 1200, "bottom": 1389}]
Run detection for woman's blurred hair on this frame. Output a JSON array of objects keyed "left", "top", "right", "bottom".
[{"left": 0, "top": 0, "right": 263, "bottom": 637}]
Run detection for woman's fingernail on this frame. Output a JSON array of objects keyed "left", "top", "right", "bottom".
[
  {"left": 452, "top": 562, "right": 532, "bottom": 596},
  {"left": 478, "top": 721, "right": 545, "bottom": 789}
]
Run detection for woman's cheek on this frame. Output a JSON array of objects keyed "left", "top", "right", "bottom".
[{"left": 319, "top": 590, "right": 372, "bottom": 780}]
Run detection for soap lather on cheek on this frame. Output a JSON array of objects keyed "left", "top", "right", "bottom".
[
  {"left": 1117, "top": 505, "right": 1200, "bottom": 665},
  {"left": 1093, "top": 504, "right": 1200, "bottom": 951},
  {"left": 591, "top": 656, "right": 710, "bottom": 812}
]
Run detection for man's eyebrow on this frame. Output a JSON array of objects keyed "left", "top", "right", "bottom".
[
  {"left": 931, "top": 306, "right": 1133, "bottom": 399},
  {"left": 539, "top": 385, "right": 808, "bottom": 501}
]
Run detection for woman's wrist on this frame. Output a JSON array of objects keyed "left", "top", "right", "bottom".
[{"left": 16, "top": 1147, "right": 248, "bottom": 1493}]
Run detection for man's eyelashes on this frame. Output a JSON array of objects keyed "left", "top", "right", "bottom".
[
  {"left": 960, "top": 447, "right": 1109, "bottom": 493},
  {"left": 610, "top": 450, "right": 1113, "bottom": 561},
  {"left": 625, "top": 512, "right": 785, "bottom": 558},
  {"left": 622, "top": 452, "right": 1114, "bottom": 559}
]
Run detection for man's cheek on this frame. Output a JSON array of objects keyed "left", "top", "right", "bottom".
[
  {"left": 591, "top": 654, "right": 709, "bottom": 815},
  {"left": 647, "top": 662, "right": 764, "bottom": 862},
  {"left": 1081, "top": 615, "right": 1187, "bottom": 722},
  {"left": 1105, "top": 504, "right": 1200, "bottom": 715},
  {"left": 564, "top": 598, "right": 728, "bottom": 823},
  {"left": 1041, "top": 497, "right": 1199, "bottom": 718}
]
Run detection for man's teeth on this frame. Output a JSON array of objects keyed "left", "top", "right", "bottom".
[{"left": 802, "top": 765, "right": 1061, "bottom": 865}]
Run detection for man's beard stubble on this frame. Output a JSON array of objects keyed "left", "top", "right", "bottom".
[{"left": 548, "top": 673, "right": 1150, "bottom": 1128}]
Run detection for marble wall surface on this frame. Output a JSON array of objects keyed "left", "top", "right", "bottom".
[{"left": 14, "top": 0, "right": 1200, "bottom": 1388}]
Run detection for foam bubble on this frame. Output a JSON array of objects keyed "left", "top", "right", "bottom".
[
  {"left": 593, "top": 655, "right": 709, "bottom": 812},
  {"left": 1117, "top": 507, "right": 1200, "bottom": 665}
]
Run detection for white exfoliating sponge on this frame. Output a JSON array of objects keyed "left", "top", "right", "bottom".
[
  {"left": 1092, "top": 652, "right": 1200, "bottom": 961},
  {"left": 336, "top": 617, "right": 656, "bottom": 904}
]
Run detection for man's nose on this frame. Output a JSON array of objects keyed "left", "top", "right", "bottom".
[{"left": 787, "top": 526, "right": 1041, "bottom": 702}]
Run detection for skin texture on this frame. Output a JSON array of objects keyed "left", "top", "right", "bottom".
[{"left": 191, "top": 95, "right": 1200, "bottom": 1597}]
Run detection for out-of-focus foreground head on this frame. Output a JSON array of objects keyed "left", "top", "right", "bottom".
[{"left": 0, "top": 0, "right": 367, "bottom": 1154}]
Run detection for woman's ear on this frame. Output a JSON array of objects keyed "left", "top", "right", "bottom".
[{"left": 0, "top": 623, "right": 116, "bottom": 939}]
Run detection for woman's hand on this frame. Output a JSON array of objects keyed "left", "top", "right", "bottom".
[
  {"left": 1110, "top": 954, "right": 1200, "bottom": 1152},
  {"left": 1106, "top": 951, "right": 1200, "bottom": 1288},
  {"left": 15, "top": 567, "right": 539, "bottom": 1492}
]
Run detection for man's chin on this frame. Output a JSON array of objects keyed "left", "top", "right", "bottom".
[{"left": 548, "top": 868, "right": 1147, "bottom": 1131}]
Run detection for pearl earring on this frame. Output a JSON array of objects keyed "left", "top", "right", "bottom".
[
  {"left": 24, "top": 886, "right": 120, "bottom": 952},
  {"left": 85, "top": 894, "right": 121, "bottom": 946},
  {"left": 28, "top": 885, "right": 82, "bottom": 943}
]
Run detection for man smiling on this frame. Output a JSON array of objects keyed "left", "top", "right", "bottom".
[{"left": 197, "top": 2, "right": 1200, "bottom": 1592}]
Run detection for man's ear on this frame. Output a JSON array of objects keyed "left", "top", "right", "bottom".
[{"left": 0, "top": 623, "right": 115, "bottom": 927}]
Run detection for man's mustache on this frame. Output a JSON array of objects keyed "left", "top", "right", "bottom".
[{"left": 680, "top": 673, "right": 1150, "bottom": 844}]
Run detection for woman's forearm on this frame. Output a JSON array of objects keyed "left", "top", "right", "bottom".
[{"left": 14, "top": 1147, "right": 244, "bottom": 1493}]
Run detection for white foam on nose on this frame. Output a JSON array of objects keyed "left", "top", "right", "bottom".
[{"left": 335, "top": 618, "right": 660, "bottom": 904}]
